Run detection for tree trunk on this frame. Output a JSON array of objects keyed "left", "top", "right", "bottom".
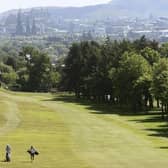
[
  {"left": 144, "top": 95, "right": 148, "bottom": 109},
  {"left": 149, "top": 95, "right": 153, "bottom": 109},
  {"left": 157, "top": 99, "right": 160, "bottom": 108},
  {"left": 161, "top": 103, "right": 165, "bottom": 119}
]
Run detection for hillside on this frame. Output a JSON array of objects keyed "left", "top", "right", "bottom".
[
  {"left": 110, "top": 0, "right": 168, "bottom": 16},
  {"left": 0, "top": 0, "right": 168, "bottom": 29},
  {"left": 0, "top": 0, "right": 168, "bottom": 38},
  {"left": 1, "top": 0, "right": 168, "bottom": 21}
]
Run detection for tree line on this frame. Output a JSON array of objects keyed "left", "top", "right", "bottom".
[
  {"left": 0, "top": 46, "right": 60, "bottom": 92},
  {"left": 61, "top": 36, "right": 168, "bottom": 117},
  {"left": 1, "top": 36, "right": 168, "bottom": 117}
]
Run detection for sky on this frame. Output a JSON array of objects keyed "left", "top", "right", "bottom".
[{"left": 0, "top": 0, "right": 111, "bottom": 13}]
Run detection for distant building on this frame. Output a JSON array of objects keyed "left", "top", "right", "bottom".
[{"left": 15, "top": 10, "right": 24, "bottom": 35}]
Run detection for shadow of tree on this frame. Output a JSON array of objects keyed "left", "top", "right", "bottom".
[
  {"left": 130, "top": 115, "right": 165, "bottom": 123},
  {"left": 130, "top": 115, "right": 168, "bottom": 140},
  {"left": 46, "top": 94, "right": 163, "bottom": 116},
  {"left": 45, "top": 94, "right": 153, "bottom": 115},
  {"left": 44, "top": 94, "right": 168, "bottom": 142},
  {"left": 146, "top": 127, "right": 168, "bottom": 138},
  {"left": 160, "top": 147, "right": 168, "bottom": 149}
]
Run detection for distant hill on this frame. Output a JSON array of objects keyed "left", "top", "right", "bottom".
[
  {"left": 0, "top": 0, "right": 168, "bottom": 36},
  {"left": 1, "top": 0, "right": 168, "bottom": 23},
  {"left": 0, "top": 5, "right": 123, "bottom": 22},
  {"left": 110, "top": 0, "right": 168, "bottom": 17}
]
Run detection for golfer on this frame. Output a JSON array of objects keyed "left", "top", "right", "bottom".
[
  {"left": 6, "top": 144, "right": 11, "bottom": 162},
  {"left": 27, "top": 146, "right": 39, "bottom": 161}
]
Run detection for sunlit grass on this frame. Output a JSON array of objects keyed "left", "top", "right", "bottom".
[{"left": 0, "top": 90, "right": 168, "bottom": 167}]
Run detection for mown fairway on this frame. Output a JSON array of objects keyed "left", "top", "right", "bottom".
[{"left": 1, "top": 90, "right": 168, "bottom": 168}]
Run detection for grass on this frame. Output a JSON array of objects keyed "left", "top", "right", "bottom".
[{"left": 0, "top": 90, "right": 168, "bottom": 167}]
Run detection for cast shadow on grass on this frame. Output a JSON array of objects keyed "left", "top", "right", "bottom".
[
  {"left": 146, "top": 124, "right": 168, "bottom": 138},
  {"left": 130, "top": 115, "right": 165, "bottom": 123},
  {"left": 0, "top": 160, "right": 7, "bottom": 162},
  {"left": 44, "top": 94, "right": 127, "bottom": 115},
  {"left": 44, "top": 94, "right": 168, "bottom": 140},
  {"left": 160, "top": 147, "right": 168, "bottom": 149},
  {"left": 130, "top": 115, "right": 168, "bottom": 139},
  {"left": 45, "top": 94, "right": 161, "bottom": 116}
]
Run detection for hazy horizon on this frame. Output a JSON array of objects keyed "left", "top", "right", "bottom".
[{"left": 0, "top": 0, "right": 111, "bottom": 13}]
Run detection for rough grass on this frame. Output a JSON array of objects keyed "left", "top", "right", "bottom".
[{"left": 0, "top": 90, "right": 168, "bottom": 167}]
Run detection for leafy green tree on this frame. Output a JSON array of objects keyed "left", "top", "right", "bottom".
[
  {"left": 80, "top": 41, "right": 103, "bottom": 100},
  {"left": 2, "top": 72, "right": 18, "bottom": 86},
  {"left": 16, "top": 67, "right": 29, "bottom": 90},
  {"left": 160, "top": 43, "right": 168, "bottom": 58},
  {"left": 62, "top": 43, "right": 82, "bottom": 96},
  {"left": 116, "top": 52, "right": 151, "bottom": 111},
  {"left": 141, "top": 47, "right": 160, "bottom": 65},
  {"left": 152, "top": 58, "right": 168, "bottom": 118},
  {"left": 50, "top": 71, "right": 61, "bottom": 89},
  {"left": 134, "top": 36, "right": 159, "bottom": 51},
  {"left": 27, "top": 52, "right": 52, "bottom": 91},
  {"left": 0, "top": 63, "right": 17, "bottom": 87},
  {"left": 60, "top": 37, "right": 162, "bottom": 111},
  {"left": 5, "top": 56, "right": 18, "bottom": 70},
  {"left": 18, "top": 46, "right": 56, "bottom": 92}
]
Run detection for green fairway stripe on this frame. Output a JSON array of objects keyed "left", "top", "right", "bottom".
[
  {"left": 0, "top": 91, "right": 168, "bottom": 167},
  {"left": 0, "top": 100, "right": 20, "bottom": 136}
]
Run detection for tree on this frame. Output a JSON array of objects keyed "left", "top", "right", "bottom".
[
  {"left": 18, "top": 46, "right": 55, "bottom": 92},
  {"left": 116, "top": 52, "right": 151, "bottom": 111},
  {"left": 2, "top": 72, "right": 18, "bottom": 86},
  {"left": 134, "top": 36, "right": 159, "bottom": 51},
  {"left": 141, "top": 47, "right": 160, "bottom": 65},
  {"left": 17, "top": 67, "right": 29, "bottom": 90},
  {"left": 134, "top": 35, "right": 149, "bottom": 51},
  {"left": 5, "top": 56, "right": 18, "bottom": 70},
  {"left": 50, "top": 71, "right": 61, "bottom": 89},
  {"left": 160, "top": 43, "right": 168, "bottom": 58},
  {"left": 62, "top": 41, "right": 105, "bottom": 99},
  {"left": 61, "top": 37, "right": 162, "bottom": 111},
  {"left": 152, "top": 58, "right": 168, "bottom": 118},
  {"left": 0, "top": 63, "right": 17, "bottom": 87},
  {"left": 61, "top": 43, "right": 82, "bottom": 96},
  {"left": 27, "top": 52, "right": 51, "bottom": 91}
]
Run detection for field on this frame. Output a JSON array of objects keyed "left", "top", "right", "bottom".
[{"left": 0, "top": 90, "right": 168, "bottom": 168}]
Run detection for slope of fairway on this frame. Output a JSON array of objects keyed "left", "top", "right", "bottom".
[{"left": 0, "top": 90, "right": 168, "bottom": 168}]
